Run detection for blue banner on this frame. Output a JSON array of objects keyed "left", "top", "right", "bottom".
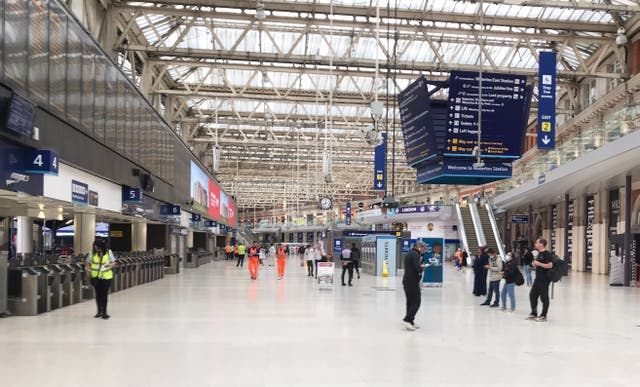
[
  {"left": 307, "top": 232, "right": 314, "bottom": 243},
  {"left": 71, "top": 180, "right": 89, "bottom": 204},
  {"left": 420, "top": 237, "right": 444, "bottom": 286},
  {"left": 416, "top": 158, "right": 512, "bottom": 185},
  {"left": 297, "top": 232, "right": 303, "bottom": 243},
  {"left": 346, "top": 201, "right": 352, "bottom": 225},
  {"left": 205, "top": 220, "right": 217, "bottom": 227},
  {"left": 446, "top": 71, "right": 529, "bottom": 159},
  {"left": 191, "top": 213, "right": 202, "bottom": 222},
  {"left": 160, "top": 205, "right": 181, "bottom": 216},
  {"left": 537, "top": 51, "right": 556, "bottom": 150},
  {"left": 401, "top": 238, "right": 416, "bottom": 254},
  {"left": 373, "top": 132, "right": 387, "bottom": 191}
]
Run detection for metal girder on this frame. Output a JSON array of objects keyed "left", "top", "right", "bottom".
[
  {"left": 118, "top": 0, "right": 619, "bottom": 33},
  {"left": 498, "top": 0, "right": 640, "bottom": 12},
  {"left": 127, "top": 45, "right": 625, "bottom": 79}
]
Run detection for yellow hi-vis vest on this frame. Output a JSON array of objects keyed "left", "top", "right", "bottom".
[{"left": 91, "top": 251, "right": 114, "bottom": 280}]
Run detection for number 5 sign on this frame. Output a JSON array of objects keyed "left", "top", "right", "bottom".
[{"left": 24, "top": 150, "right": 58, "bottom": 175}]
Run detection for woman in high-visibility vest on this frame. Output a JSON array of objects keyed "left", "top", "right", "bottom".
[
  {"left": 277, "top": 244, "right": 287, "bottom": 279},
  {"left": 84, "top": 240, "right": 116, "bottom": 319}
]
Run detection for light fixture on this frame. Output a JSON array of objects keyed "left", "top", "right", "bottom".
[
  {"left": 65, "top": 219, "right": 73, "bottom": 225},
  {"left": 616, "top": 27, "right": 627, "bottom": 46},
  {"left": 261, "top": 70, "right": 272, "bottom": 86},
  {"left": 255, "top": 0, "right": 266, "bottom": 20},
  {"left": 38, "top": 203, "right": 45, "bottom": 210}
]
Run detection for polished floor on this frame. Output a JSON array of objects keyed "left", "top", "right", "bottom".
[{"left": 1, "top": 256, "right": 640, "bottom": 387}]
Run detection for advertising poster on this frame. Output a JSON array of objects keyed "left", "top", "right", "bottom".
[
  {"left": 228, "top": 200, "right": 236, "bottom": 227},
  {"left": 220, "top": 191, "right": 229, "bottom": 223},
  {"left": 421, "top": 237, "right": 444, "bottom": 287},
  {"left": 375, "top": 236, "right": 397, "bottom": 277},
  {"left": 190, "top": 161, "right": 209, "bottom": 214},
  {"left": 208, "top": 180, "right": 220, "bottom": 220},
  {"left": 317, "top": 262, "right": 335, "bottom": 287}
]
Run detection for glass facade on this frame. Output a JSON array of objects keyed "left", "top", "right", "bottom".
[{"left": 0, "top": 0, "right": 175, "bottom": 184}]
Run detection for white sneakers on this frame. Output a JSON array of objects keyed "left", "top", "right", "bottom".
[{"left": 403, "top": 321, "right": 416, "bottom": 331}]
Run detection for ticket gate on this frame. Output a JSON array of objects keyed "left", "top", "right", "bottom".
[
  {"left": 69, "top": 263, "right": 84, "bottom": 304},
  {"left": 0, "top": 251, "right": 8, "bottom": 317},
  {"left": 48, "top": 265, "right": 64, "bottom": 310},
  {"left": 7, "top": 266, "right": 39, "bottom": 316}
]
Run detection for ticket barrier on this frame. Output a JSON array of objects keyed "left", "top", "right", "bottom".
[
  {"left": 47, "top": 265, "right": 64, "bottom": 310},
  {"left": 69, "top": 263, "right": 84, "bottom": 304},
  {"left": 165, "top": 254, "right": 180, "bottom": 275},
  {"left": 7, "top": 266, "right": 40, "bottom": 316},
  {"left": 59, "top": 264, "right": 73, "bottom": 307}
]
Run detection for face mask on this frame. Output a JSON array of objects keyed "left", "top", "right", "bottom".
[{"left": 505, "top": 255, "right": 512, "bottom": 262}]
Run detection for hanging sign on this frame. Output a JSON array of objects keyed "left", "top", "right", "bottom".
[
  {"left": 373, "top": 132, "right": 387, "bottom": 191},
  {"left": 537, "top": 51, "right": 557, "bottom": 150},
  {"left": 346, "top": 201, "right": 352, "bottom": 225}
]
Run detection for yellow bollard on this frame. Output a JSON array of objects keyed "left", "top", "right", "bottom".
[{"left": 382, "top": 259, "right": 389, "bottom": 278}]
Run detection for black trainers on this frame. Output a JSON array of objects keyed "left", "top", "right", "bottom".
[
  {"left": 480, "top": 302, "right": 490, "bottom": 306},
  {"left": 526, "top": 314, "right": 537, "bottom": 320},
  {"left": 94, "top": 312, "right": 103, "bottom": 318},
  {"left": 101, "top": 314, "right": 110, "bottom": 320},
  {"left": 490, "top": 304, "right": 499, "bottom": 308}
]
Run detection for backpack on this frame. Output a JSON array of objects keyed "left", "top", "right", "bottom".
[
  {"left": 514, "top": 266, "right": 525, "bottom": 286},
  {"left": 547, "top": 254, "right": 568, "bottom": 283}
]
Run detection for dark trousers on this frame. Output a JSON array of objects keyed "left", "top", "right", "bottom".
[
  {"left": 485, "top": 280, "right": 501, "bottom": 305},
  {"left": 91, "top": 278, "right": 112, "bottom": 314},
  {"left": 236, "top": 254, "right": 244, "bottom": 267},
  {"left": 353, "top": 261, "right": 360, "bottom": 278},
  {"left": 226, "top": 252, "right": 232, "bottom": 260},
  {"left": 403, "top": 281, "right": 421, "bottom": 323},
  {"left": 530, "top": 279, "right": 551, "bottom": 317},
  {"left": 341, "top": 263, "right": 353, "bottom": 285},
  {"left": 307, "top": 260, "right": 314, "bottom": 276}
]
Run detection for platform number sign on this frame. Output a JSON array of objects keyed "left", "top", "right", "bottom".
[
  {"left": 160, "top": 205, "right": 181, "bottom": 216},
  {"left": 25, "top": 150, "right": 59, "bottom": 175},
  {"left": 122, "top": 186, "right": 143, "bottom": 203}
]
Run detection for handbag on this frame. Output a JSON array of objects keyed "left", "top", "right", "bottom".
[{"left": 514, "top": 267, "right": 525, "bottom": 286}]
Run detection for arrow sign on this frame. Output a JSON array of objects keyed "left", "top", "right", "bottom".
[
  {"left": 541, "top": 136, "right": 551, "bottom": 145},
  {"left": 373, "top": 132, "right": 387, "bottom": 191}
]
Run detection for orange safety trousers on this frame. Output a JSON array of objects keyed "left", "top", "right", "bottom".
[
  {"left": 277, "top": 258, "right": 286, "bottom": 277},
  {"left": 249, "top": 257, "right": 260, "bottom": 279}
]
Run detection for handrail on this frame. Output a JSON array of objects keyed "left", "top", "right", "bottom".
[
  {"left": 469, "top": 203, "right": 487, "bottom": 247},
  {"left": 485, "top": 203, "right": 506, "bottom": 258},
  {"left": 455, "top": 204, "right": 470, "bottom": 254}
]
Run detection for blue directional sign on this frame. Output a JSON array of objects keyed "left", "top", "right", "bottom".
[
  {"left": 373, "top": 132, "right": 387, "bottom": 191},
  {"left": 445, "top": 71, "right": 530, "bottom": 159},
  {"left": 333, "top": 239, "right": 343, "bottom": 254},
  {"left": 205, "top": 220, "right": 217, "bottom": 227},
  {"left": 537, "top": 51, "right": 557, "bottom": 150},
  {"left": 5, "top": 93, "right": 36, "bottom": 137},
  {"left": 191, "top": 213, "right": 202, "bottom": 222},
  {"left": 416, "top": 158, "right": 512, "bottom": 185},
  {"left": 346, "top": 201, "right": 352, "bottom": 225},
  {"left": 24, "top": 150, "right": 58, "bottom": 175},
  {"left": 71, "top": 180, "right": 89, "bottom": 204}
]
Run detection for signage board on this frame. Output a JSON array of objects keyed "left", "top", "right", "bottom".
[
  {"left": 397, "top": 205, "right": 440, "bottom": 214},
  {"left": 346, "top": 201, "right": 352, "bottom": 225},
  {"left": 24, "top": 150, "right": 58, "bottom": 175},
  {"left": 397, "top": 77, "right": 439, "bottom": 166},
  {"left": 88, "top": 190, "right": 99, "bottom": 207},
  {"left": 160, "top": 205, "right": 181, "bottom": 216},
  {"left": 421, "top": 237, "right": 444, "bottom": 287},
  {"left": 333, "top": 239, "right": 343, "bottom": 254},
  {"left": 373, "top": 132, "right": 387, "bottom": 191},
  {"left": 307, "top": 232, "right": 314, "bottom": 243},
  {"left": 316, "top": 262, "right": 335, "bottom": 286},
  {"left": 5, "top": 92, "right": 36, "bottom": 137},
  {"left": 537, "top": 51, "right": 557, "bottom": 150},
  {"left": 205, "top": 220, "right": 217, "bottom": 227},
  {"left": 71, "top": 180, "right": 88, "bottom": 204},
  {"left": 445, "top": 71, "right": 529, "bottom": 159},
  {"left": 511, "top": 214, "right": 529, "bottom": 224},
  {"left": 122, "top": 186, "right": 143, "bottom": 203},
  {"left": 192, "top": 213, "right": 202, "bottom": 222},
  {"left": 375, "top": 236, "right": 397, "bottom": 277},
  {"left": 416, "top": 158, "right": 512, "bottom": 185}
]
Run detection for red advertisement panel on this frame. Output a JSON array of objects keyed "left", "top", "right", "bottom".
[
  {"left": 228, "top": 199, "right": 236, "bottom": 227},
  {"left": 208, "top": 180, "right": 221, "bottom": 220}
]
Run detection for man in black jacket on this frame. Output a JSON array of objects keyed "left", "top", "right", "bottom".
[{"left": 402, "top": 240, "right": 430, "bottom": 331}]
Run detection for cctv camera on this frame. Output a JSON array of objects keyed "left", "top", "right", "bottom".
[
  {"left": 9, "top": 172, "right": 29, "bottom": 182},
  {"left": 616, "top": 27, "right": 627, "bottom": 46}
]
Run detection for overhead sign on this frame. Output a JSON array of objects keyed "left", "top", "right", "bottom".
[
  {"left": 333, "top": 239, "right": 343, "bottom": 254},
  {"left": 397, "top": 77, "right": 439, "bottom": 166},
  {"left": 346, "top": 201, "right": 352, "bottom": 225},
  {"left": 122, "top": 186, "right": 143, "bottom": 203},
  {"left": 397, "top": 205, "right": 440, "bottom": 214},
  {"left": 511, "top": 214, "right": 529, "bottom": 224},
  {"left": 297, "top": 232, "right": 304, "bottom": 243},
  {"left": 24, "top": 150, "right": 58, "bottom": 175},
  {"left": 373, "top": 132, "right": 387, "bottom": 191},
  {"left": 307, "top": 232, "right": 314, "bottom": 243},
  {"left": 445, "top": 71, "right": 529, "bottom": 159},
  {"left": 160, "top": 205, "right": 181, "bottom": 216},
  {"left": 191, "top": 213, "right": 202, "bottom": 222},
  {"left": 537, "top": 51, "right": 557, "bottom": 150},
  {"left": 416, "top": 158, "right": 512, "bottom": 185},
  {"left": 205, "top": 220, "right": 217, "bottom": 227},
  {"left": 71, "top": 180, "right": 89, "bottom": 204}
]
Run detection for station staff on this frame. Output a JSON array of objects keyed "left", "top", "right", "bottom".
[
  {"left": 248, "top": 241, "right": 260, "bottom": 280},
  {"left": 85, "top": 240, "right": 116, "bottom": 320},
  {"left": 277, "top": 244, "right": 287, "bottom": 279}
]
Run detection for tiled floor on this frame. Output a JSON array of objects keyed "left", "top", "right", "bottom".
[{"left": 1, "top": 257, "right": 640, "bottom": 386}]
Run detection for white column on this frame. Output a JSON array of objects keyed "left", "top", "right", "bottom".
[
  {"left": 132, "top": 221, "right": 147, "bottom": 252},
  {"left": 186, "top": 230, "right": 194, "bottom": 249},
  {"left": 73, "top": 213, "right": 96, "bottom": 256},
  {"left": 15, "top": 217, "right": 33, "bottom": 254}
]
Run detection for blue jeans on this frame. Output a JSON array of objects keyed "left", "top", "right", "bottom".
[
  {"left": 501, "top": 282, "right": 516, "bottom": 310},
  {"left": 485, "top": 280, "right": 500, "bottom": 305},
  {"left": 524, "top": 265, "right": 533, "bottom": 286}
]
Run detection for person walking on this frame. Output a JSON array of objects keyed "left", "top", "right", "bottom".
[
  {"left": 455, "top": 248, "right": 463, "bottom": 271},
  {"left": 236, "top": 242, "right": 246, "bottom": 267},
  {"left": 462, "top": 249, "right": 469, "bottom": 267},
  {"left": 340, "top": 245, "right": 353, "bottom": 286},
  {"left": 85, "top": 240, "right": 116, "bottom": 320},
  {"left": 276, "top": 244, "right": 287, "bottom": 279},
  {"left": 304, "top": 245, "right": 317, "bottom": 277},
  {"left": 225, "top": 243, "right": 232, "bottom": 260},
  {"left": 402, "top": 241, "right": 430, "bottom": 331},
  {"left": 248, "top": 241, "right": 260, "bottom": 280},
  {"left": 481, "top": 248, "right": 503, "bottom": 307},
  {"left": 350, "top": 243, "right": 361, "bottom": 280},
  {"left": 268, "top": 244, "right": 276, "bottom": 267},
  {"left": 472, "top": 246, "right": 489, "bottom": 296},
  {"left": 528, "top": 238, "right": 554, "bottom": 322},
  {"left": 500, "top": 252, "right": 518, "bottom": 312},
  {"left": 522, "top": 247, "right": 534, "bottom": 286}
]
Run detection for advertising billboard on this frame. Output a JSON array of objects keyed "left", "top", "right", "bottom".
[
  {"left": 190, "top": 161, "right": 209, "bottom": 214},
  {"left": 220, "top": 191, "right": 229, "bottom": 223},
  {"left": 208, "top": 179, "right": 220, "bottom": 220}
]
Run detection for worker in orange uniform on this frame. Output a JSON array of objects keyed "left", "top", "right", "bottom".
[
  {"left": 248, "top": 241, "right": 260, "bottom": 280},
  {"left": 277, "top": 244, "right": 287, "bottom": 280}
]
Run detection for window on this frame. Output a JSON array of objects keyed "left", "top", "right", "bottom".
[
  {"left": 4, "top": 0, "right": 29, "bottom": 88},
  {"left": 28, "top": 0, "right": 49, "bottom": 105},
  {"left": 48, "top": 2, "right": 67, "bottom": 116}
]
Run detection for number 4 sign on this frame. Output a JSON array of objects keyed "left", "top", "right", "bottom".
[{"left": 24, "top": 150, "right": 59, "bottom": 175}]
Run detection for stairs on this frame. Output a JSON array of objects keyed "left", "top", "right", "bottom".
[
  {"left": 478, "top": 206, "right": 499, "bottom": 251},
  {"left": 459, "top": 206, "right": 480, "bottom": 254}
]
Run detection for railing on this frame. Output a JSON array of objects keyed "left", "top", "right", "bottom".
[
  {"left": 469, "top": 203, "right": 487, "bottom": 247},
  {"left": 485, "top": 203, "right": 506, "bottom": 258},
  {"left": 455, "top": 204, "right": 470, "bottom": 254}
]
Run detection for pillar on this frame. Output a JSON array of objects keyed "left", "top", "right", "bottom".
[
  {"left": 555, "top": 201, "right": 566, "bottom": 261},
  {"left": 132, "top": 221, "right": 147, "bottom": 252},
  {"left": 592, "top": 190, "right": 609, "bottom": 274},
  {"left": 624, "top": 175, "right": 632, "bottom": 286},
  {"left": 74, "top": 213, "right": 96, "bottom": 256},
  {"left": 15, "top": 217, "right": 33, "bottom": 254},
  {"left": 186, "top": 230, "right": 194, "bottom": 249},
  {"left": 572, "top": 195, "right": 586, "bottom": 272}
]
